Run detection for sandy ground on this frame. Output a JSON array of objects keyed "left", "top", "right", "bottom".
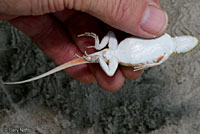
[{"left": 0, "top": 0, "right": 200, "bottom": 133}]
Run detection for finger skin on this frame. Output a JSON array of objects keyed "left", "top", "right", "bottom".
[
  {"left": 90, "top": 64, "right": 125, "bottom": 92},
  {"left": 0, "top": 13, "right": 17, "bottom": 20},
  {"left": 9, "top": 15, "right": 95, "bottom": 83},
  {"left": 0, "top": 0, "right": 165, "bottom": 91},
  {"left": 7, "top": 13, "right": 141, "bottom": 91},
  {"left": 150, "top": 0, "right": 161, "bottom": 5},
  {"left": 120, "top": 66, "right": 144, "bottom": 80},
  {"left": 5, "top": 11, "right": 148, "bottom": 91},
  {"left": 54, "top": 11, "right": 125, "bottom": 91},
  {"left": 1, "top": 0, "right": 166, "bottom": 38}
]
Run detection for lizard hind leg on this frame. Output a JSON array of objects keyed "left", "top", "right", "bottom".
[
  {"left": 133, "top": 62, "right": 161, "bottom": 71},
  {"left": 75, "top": 53, "right": 91, "bottom": 62},
  {"left": 98, "top": 57, "right": 118, "bottom": 76},
  {"left": 75, "top": 52, "right": 100, "bottom": 63},
  {"left": 133, "top": 54, "right": 165, "bottom": 71}
]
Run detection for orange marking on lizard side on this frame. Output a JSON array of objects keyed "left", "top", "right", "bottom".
[
  {"left": 119, "top": 62, "right": 134, "bottom": 67},
  {"left": 119, "top": 62, "right": 128, "bottom": 65},
  {"left": 156, "top": 55, "right": 164, "bottom": 62},
  {"left": 57, "top": 58, "right": 88, "bottom": 70},
  {"left": 70, "top": 58, "right": 87, "bottom": 64}
]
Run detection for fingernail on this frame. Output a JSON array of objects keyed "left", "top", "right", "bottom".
[{"left": 141, "top": 5, "right": 168, "bottom": 36}]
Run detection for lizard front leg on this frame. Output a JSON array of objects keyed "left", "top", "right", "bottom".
[
  {"left": 98, "top": 57, "right": 118, "bottom": 76},
  {"left": 78, "top": 31, "right": 118, "bottom": 50}
]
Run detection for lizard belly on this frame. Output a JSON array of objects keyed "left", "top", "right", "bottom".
[{"left": 116, "top": 34, "right": 174, "bottom": 65}]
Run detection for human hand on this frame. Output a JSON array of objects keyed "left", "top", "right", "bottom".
[{"left": 0, "top": 0, "right": 168, "bottom": 91}]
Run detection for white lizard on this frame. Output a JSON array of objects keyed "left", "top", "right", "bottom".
[{"left": 2, "top": 31, "right": 198, "bottom": 84}]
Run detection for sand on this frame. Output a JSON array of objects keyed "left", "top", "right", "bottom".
[{"left": 0, "top": 0, "right": 200, "bottom": 133}]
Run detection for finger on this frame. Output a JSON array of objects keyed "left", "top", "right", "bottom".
[
  {"left": 0, "top": 13, "right": 17, "bottom": 20},
  {"left": 91, "top": 64, "right": 124, "bottom": 92},
  {"left": 0, "top": 0, "right": 64, "bottom": 15},
  {"left": 120, "top": 66, "right": 144, "bottom": 80},
  {"left": 84, "top": 0, "right": 167, "bottom": 38},
  {"left": 149, "top": 0, "right": 161, "bottom": 6},
  {"left": 54, "top": 11, "right": 103, "bottom": 52},
  {"left": 9, "top": 15, "right": 95, "bottom": 83},
  {"left": 54, "top": 11, "right": 125, "bottom": 91},
  {"left": 2, "top": 0, "right": 166, "bottom": 38}
]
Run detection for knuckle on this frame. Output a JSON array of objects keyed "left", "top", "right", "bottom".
[
  {"left": 31, "top": 0, "right": 65, "bottom": 15},
  {"left": 108, "top": 0, "right": 135, "bottom": 24},
  {"left": 63, "top": 0, "right": 74, "bottom": 9},
  {"left": 54, "top": 0, "right": 65, "bottom": 11},
  {"left": 30, "top": 0, "right": 44, "bottom": 15},
  {"left": 72, "top": 0, "right": 84, "bottom": 10},
  {"left": 64, "top": 0, "right": 89, "bottom": 11},
  {"left": 31, "top": 0, "right": 52, "bottom": 15},
  {"left": 0, "top": 0, "right": 11, "bottom": 13}
]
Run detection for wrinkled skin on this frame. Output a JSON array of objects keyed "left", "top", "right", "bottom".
[{"left": 0, "top": 0, "right": 167, "bottom": 91}]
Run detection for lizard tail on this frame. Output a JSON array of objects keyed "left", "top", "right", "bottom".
[{"left": 2, "top": 58, "right": 88, "bottom": 85}]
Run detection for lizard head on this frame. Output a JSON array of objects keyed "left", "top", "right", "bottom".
[{"left": 173, "top": 35, "right": 199, "bottom": 54}]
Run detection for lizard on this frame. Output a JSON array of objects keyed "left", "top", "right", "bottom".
[{"left": 2, "top": 31, "right": 198, "bottom": 85}]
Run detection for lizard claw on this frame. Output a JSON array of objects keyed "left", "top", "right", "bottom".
[
  {"left": 77, "top": 33, "right": 87, "bottom": 37},
  {"left": 75, "top": 53, "right": 82, "bottom": 59},
  {"left": 86, "top": 46, "right": 95, "bottom": 49},
  {"left": 133, "top": 63, "right": 145, "bottom": 71},
  {"left": 75, "top": 53, "right": 90, "bottom": 62},
  {"left": 84, "top": 51, "right": 89, "bottom": 56},
  {"left": 133, "top": 67, "right": 143, "bottom": 72},
  {"left": 78, "top": 32, "right": 98, "bottom": 38}
]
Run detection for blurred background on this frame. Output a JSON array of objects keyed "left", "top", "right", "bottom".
[{"left": 0, "top": 0, "right": 200, "bottom": 133}]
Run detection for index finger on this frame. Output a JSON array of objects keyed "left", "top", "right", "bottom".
[{"left": 9, "top": 15, "right": 95, "bottom": 83}]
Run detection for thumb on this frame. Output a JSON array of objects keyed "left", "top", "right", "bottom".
[
  {"left": 0, "top": 0, "right": 167, "bottom": 37},
  {"left": 84, "top": 0, "right": 168, "bottom": 38}
]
